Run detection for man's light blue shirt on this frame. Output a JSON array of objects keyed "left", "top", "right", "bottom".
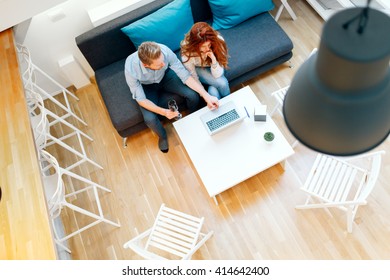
[{"left": 124, "top": 44, "right": 191, "bottom": 101}]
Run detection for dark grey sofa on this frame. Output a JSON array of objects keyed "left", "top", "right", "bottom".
[{"left": 75, "top": 0, "right": 293, "bottom": 146}]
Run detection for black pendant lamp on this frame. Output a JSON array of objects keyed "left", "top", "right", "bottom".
[{"left": 283, "top": 1, "right": 390, "bottom": 156}]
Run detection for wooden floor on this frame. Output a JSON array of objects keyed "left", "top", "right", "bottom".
[{"left": 45, "top": 0, "right": 390, "bottom": 260}]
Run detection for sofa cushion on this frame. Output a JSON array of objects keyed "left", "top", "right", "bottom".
[
  {"left": 95, "top": 59, "right": 144, "bottom": 132},
  {"left": 76, "top": 0, "right": 173, "bottom": 71},
  {"left": 189, "top": 0, "right": 212, "bottom": 23},
  {"left": 218, "top": 13, "right": 293, "bottom": 81},
  {"left": 121, "top": 0, "right": 193, "bottom": 51},
  {"left": 208, "top": 0, "right": 274, "bottom": 30}
]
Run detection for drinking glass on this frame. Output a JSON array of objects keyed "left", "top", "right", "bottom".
[{"left": 168, "top": 99, "right": 182, "bottom": 120}]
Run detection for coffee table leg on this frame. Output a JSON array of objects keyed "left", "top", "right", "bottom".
[
  {"left": 280, "top": 159, "right": 287, "bottom": 170},
  {"left": 213, "top": 196, "right": 219, "bottom": 205}
]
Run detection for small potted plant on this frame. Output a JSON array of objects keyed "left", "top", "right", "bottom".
[{"left": 263, "top": 132, "right": 275, "bottom": 143}]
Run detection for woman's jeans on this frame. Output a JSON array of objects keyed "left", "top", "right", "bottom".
[{"left": 196, "top": 67, "right": 230, "bottom": 99}]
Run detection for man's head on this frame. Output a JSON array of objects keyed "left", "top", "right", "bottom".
[{"left": 138, "top": 42, "right": 165, "bottom": 70}]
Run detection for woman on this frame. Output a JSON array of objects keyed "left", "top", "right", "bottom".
[{"left": 181, "top": 22, "right": 230, "bottom": 99}]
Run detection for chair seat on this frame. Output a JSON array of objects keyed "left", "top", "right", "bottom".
[
  {"left": 124, "top": 204, "right": 213, "bottom": 260},
  {"left": 27, "top": 90, "right": 103, "bottom": 171},
  {"left": 42, "top": 173, "right": 62, "bottom": 218},
  {"left": 296, "top": 150, "right": 385, "bottom": 233},
  {"left": 302, "top": 154, "right": 362, "bottom": 204},
  {"left": 39, "top": 150, "right": 120, "bottom": 254},
  {"left": 30, "top": 112, "right": 49, "bottom": 149}
]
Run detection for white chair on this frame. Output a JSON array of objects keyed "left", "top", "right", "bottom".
[
  {"left": 16, "top": 43, "right": 87, "bottom": 126},
  {"left": 39, "top": 150, "right": 120, "bottom": 253},
  {"left": 270, "top": 85, "right": 289, "bottom": 117},
  {"left": 123, "top": 204, "right": 214, "bottom": 260},
  {"left": 26, "top": 89, "right": 102, "bottom": 171},
  {"left": 269, "top": 49, "right": 318, "bottom": 148},
  {"left": 269, "top": 86, "right": 299, "bottom": 148},
  {"left": 275, "top": 0, "right": 297, "bottom": 22},
  {"left": 295, "top": 150, "right": 385, "bottom": 233}
]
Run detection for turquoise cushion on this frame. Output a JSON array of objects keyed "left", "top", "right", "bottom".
[
  {"left": 208, "top": 0, "right": 275, "bottom": 30},
  {"left": 121, "top": 0, "right": 194, "bottom": 51}
]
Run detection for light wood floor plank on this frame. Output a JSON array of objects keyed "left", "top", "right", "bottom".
[{"left": 45, "top": 0, "right": 390, "bottom": 260}]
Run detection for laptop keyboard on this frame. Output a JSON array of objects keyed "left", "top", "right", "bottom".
[{"left": 206, "top": 109, "right": 240, "bottom": 132}]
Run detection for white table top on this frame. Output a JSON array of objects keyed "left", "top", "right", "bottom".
[{"left": 173, "top": 86, "right": 294, "bottom": 198}]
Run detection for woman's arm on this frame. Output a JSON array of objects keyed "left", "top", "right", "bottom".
[
  {"left": 206, "top": 51, "right": 224, "bottom": 78},
  {"left": 210, "top": 61, "right": 224, "bottom": 78}
]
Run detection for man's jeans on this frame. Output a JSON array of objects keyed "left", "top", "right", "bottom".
[
  {"left": 139, "top": 69, "right": 199, "bottom": 139},
  {"left": 196, "top": 67, "right": 230, "bottom": 99}
]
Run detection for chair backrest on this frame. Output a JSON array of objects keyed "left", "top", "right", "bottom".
[
  {"left": 271, "top": 50, "right": 318, "bottom": 117},
  {"left": 145, "top": 204, "right": 204, "bottom": 259},
  {"left": 26, "top": 89, "right": 49, "bottom": 149},
  {"left": 304, "top": 154, "right": 358, "bottom": 203},
  {"left": 39, "top": 150, "right": 64, "bottom": 219},
  {"left": 305, "top": 151, "right": 385, "bottom": 205},
  {"left": 16, "top": 43, "right": 36, "bottom": 88},
  {"left": 298, "top": 150, "right": 385, "bottom": 233},
  {"left": 355, "top": 152, "right": 384, "bottom": 202},
  {"left": 271, "top": 86, "right": 289, "bottom": 117}
]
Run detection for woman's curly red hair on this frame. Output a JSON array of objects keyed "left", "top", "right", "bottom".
[{"left": 181, "top": 22, "right": 229, "bottom": 68}]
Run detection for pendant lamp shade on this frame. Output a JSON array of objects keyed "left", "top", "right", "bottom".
[{"left": 283, "top": 7, "right": 390, "bottom": 156}]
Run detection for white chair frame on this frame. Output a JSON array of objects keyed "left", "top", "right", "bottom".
[
  {"left": 124, "top": 204, "right": 213, "bottom": 260},
  {"left": 269, "top": 85, "right": 299, "bottom": 148},
  {"left": 275, "top": 0, "right": 297, "bottom": 21},
  {"left": 16, "top": 43, "right": 87, "bottom": 126},
  {"left": 296, "top": 150, "right": 385, "bottom": 233},
  {"left": 26, "top": 89, "right": 102, "bottom": 171},
  {"left": 269, "top": 49, "right": 318, "bottom": 149},
  {"left": 39, "top": 150, "right": 120, "bottom": 253}
]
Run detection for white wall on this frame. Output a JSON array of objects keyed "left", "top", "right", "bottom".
[
  {"left": 13, "top": 0, "right": 109, "bottom": 93},
  {"left": 0, "top": 0, "right": 67, "bottom": 32}
]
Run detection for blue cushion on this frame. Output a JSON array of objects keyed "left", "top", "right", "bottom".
[
  {"left": 121, "top": 0, "right": 194, "bottom": 51},
  {"left": 208, "top": 0, "right": 275, "bottom": 30}
]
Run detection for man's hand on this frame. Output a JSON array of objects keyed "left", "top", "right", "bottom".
[
  {"left": 205, "top": 95, "right": 219, "bottom": 110},
  {"left": 164, "top": 109, "right": 180, "bottom": 119},
  {"left": 185, "top": 76, "right": 219, "bottom": 109},
  {"left": 138, "top": 99, "right": 179, "bottom": 119}
]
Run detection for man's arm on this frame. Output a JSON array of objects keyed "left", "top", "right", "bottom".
[
  {"left": 137, "top": 99, "right": 178, "bottom": 120},
  {"left": 163, "top": 45, "right": 219, "bottom": 109},
  {"left": 124, "top": 57, "right": 147, "bottom": 100},
  {"left": 185, "top": 76, "right": 219, "bottom": 109},
  {"left": 124, "top": 54, "right": 178, "bottom": 119}
]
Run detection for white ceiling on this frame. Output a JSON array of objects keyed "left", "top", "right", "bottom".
[{"left": 0, "top": 0, "right": 67, "bottom": 32}]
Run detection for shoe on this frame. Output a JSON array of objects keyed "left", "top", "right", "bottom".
[{"left": 158, "top": 137, "right": 169, "bottom": 153}]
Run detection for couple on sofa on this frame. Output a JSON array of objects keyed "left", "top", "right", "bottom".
[{"left": 124, "top": 22, "right": 230, "bottom": 153}]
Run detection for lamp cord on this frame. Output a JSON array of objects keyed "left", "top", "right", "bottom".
[{"left": 342, "top": 0, "right": 372, "bottom": 34}]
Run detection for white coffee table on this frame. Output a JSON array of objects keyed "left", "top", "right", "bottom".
[{"left": 173, "top": 86, "right": 294, "bottom": 205}]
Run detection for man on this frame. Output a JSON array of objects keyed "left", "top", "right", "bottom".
[{"left": 124, "top": 41, "right": 219, "bottom": 153}]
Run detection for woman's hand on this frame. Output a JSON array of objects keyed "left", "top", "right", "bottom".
[{"left": 205, "top": 51, "right": 216, "bottom": 64}]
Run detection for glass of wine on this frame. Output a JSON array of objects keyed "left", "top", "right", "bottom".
[{"left": 168, "top": 99, "right": 182, "bottom": 120}]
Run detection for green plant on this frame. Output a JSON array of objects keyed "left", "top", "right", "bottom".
[{"left": 264, "top": 132, "right": 275, "bottom": 142}]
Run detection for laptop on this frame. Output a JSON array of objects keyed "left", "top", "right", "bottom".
[{"left": 200, "top": 100, "right": 246, "bottom": 135}]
